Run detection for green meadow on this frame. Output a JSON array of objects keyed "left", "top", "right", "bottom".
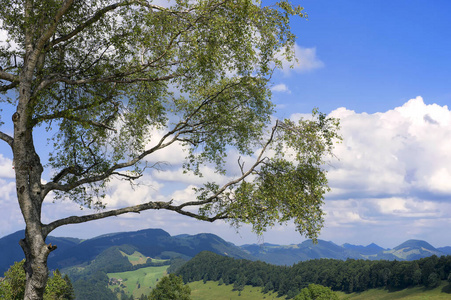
[
  {"left": 188, "top": 281, "right": 283, "bottom": 300},
  {"left": 107, "top": 265, "right": 169, "bottom": 298},
  {"left": 337, "top": 281, "right": 451, "bottom": 300},
  {"left": 188, "top": 281, "right": 451, "bottom": 300},
  {"left": 106, "top": 261, "right": 451, "bottom": 300}
]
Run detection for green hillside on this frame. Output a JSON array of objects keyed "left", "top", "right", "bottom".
[
  {"left": 188, "top": 280, "right": 451, "bottom": 300},
  {"left": 104, "top": 273, "right": 451, "bottom": 300},
  {"left": 107, "top": 265, "right": 169, "bottom": 298},
  {"left": 188, "top": 281, "right": 283, "bottom": 300},
  {"left": 337, "top": 281, "right": 451, "bottom": 299}
]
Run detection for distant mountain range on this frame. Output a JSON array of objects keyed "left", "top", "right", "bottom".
[
  {"left": 1, "top": 228, "right": 451, "bottom": 274},
  {"left": 241, "top": 238, "right": 449, "bottom": 265}
]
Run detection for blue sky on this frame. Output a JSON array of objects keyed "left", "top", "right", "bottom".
[
  {"left": 1, "top": 1, "right": 451, "bottom": 249},
  {"left": 271, "top": 0, "right": 451, "bottom": 115}
]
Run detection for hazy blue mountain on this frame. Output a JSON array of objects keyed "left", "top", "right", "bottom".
[
  {"left": 0, "top": 228, "right": 253, "bottom": 273},
  {"left": 2, "top": 228, "right": 450, "bottom": 274},
  {"left": 241, "top": 239, "right": 366, "bottom": 265},
  {"left": 381, "top": 239, "right": 443, "bottom": 261},
  {"left": 0, "top": 230, "right": 82, "bottom": 274},
  {"left": 342, "top": 242, "right": 385, "bottom": 255},
  {"left": 438, "top": 246, "right": 451, "bottom": 255},
  {"left": 240, "top": 239, "right": 449, "bottom": 265}
]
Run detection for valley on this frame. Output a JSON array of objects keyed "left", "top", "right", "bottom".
[{"left": 2, "top": 228, "right": 451, "bottom": 299}]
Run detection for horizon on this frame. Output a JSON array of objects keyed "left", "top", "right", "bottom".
[
  {"left": 1, "top": 226, "right": 449, "bottom": 251},
  {"left": 1, "top": 0, "right": 451, "bottom": 250}
]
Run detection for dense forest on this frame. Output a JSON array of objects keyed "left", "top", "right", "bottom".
[{"left": 176, "top": 251, "right": 451, "bottom": 299}]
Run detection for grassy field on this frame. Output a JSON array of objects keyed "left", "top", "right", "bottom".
[
  {"left": 119, "top": 250, "right": 149, "bottom": 265},
  {"left": 188, "top": 281, "right": 284, "bottom": 300},
  {"left": 106, "top": 268, "right": 451, "bottom": 300},
  {"left": 188, "top": 281, "right": 451, "bottom": 300},
  {"left": 337, "top": 281, "right": 451, "bottom": 300},
  {"left": 107, "top": 265, "right": 169, "bottom": 298}
]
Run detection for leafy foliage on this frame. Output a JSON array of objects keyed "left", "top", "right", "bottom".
[
  {"left": 0, "top": 260, "right": 74, "bottom": 300},
  {"left": 0, "top": 260, "right": 26, "bottom": 299},
  {"left": 72, "top": 271, "right": 116, "bottom": 300},
  {"left": 149, "top": 273, "right": 191, "bottom": 300},
  {"left": 1, "top": 0, "right": 340, "bottom": 297},
  {"left": 294, "top": 284, "right": 338, "bottom": 300},
  {"left": 0, "top": 0, "right": 340, "bottom": 240}
]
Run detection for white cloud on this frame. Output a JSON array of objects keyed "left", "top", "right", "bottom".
[
  {"left": 0, "top": 20, "right": 19, "bottom": 51},
  {"left": 0, "top": 154, "right": 14, "bottom": 179},
  {"left": 101, "top": 177, "right": 165, "bottom": 208},
  {"left": 318, "top": 97, "right": 451, "bottom": 246},
  {"left": 151, "top": 164, "right": 232, "bottom": 186},
  {"left": 0, "top": 178, "right": 15, "bottom": 202},
  {"left": 328, "top": 96, "right": 451, "bottom": 198},
  {"left": 374, "top": 197, "right": 441, "bottom": 218},
  {"left": 271, "top": 83, "right": 291, "bottom": 93},
  {"left": 280, "top": 43, "right": 324, "bottom": 75},
  {"left": 144, "top": 128, "right": 188, "bottom": 166}
]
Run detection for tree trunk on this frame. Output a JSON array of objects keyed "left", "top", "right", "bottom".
[
  {"left": 20, "top": 232, "right": 50, "bottom": 300},
  {"left": 14, "top": 78, "right": 52, "bottom": 300},
  {"left": 14, "top": 126, "right": 52, "bottom": 300}
]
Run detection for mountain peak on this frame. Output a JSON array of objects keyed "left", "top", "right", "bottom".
[{"left": 394, "top": 239, "right": 437, "bottom": 251}]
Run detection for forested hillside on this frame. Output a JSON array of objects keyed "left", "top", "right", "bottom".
[{"left": 176, "top": 251, "right": 451, "bottom": 299}]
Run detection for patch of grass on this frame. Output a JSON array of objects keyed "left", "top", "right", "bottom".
[
  {"left": 108, "top": 265, "right": 169, "bottom": 298},
  {"left": 119, "top": 251, "right": 150, "bottom": 266},
  {"left": 337, "top": 281, "right": 451, "bottom": 300},
  {"left": 188, "top": 281, "right": 285, "bottom": 300}
]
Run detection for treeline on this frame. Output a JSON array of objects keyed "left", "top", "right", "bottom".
[{"left": 176, "top": 251, "right": 451, "bottom": 298}]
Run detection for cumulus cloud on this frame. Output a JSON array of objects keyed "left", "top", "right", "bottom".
[
  {"left": 101, "top": 177, "right": 165, "bottom": 208},
  {"left": 328, "top": 96, "right": 451, "bottom": 198},
  {"left": 0, "top": 20, "right": 19, "bottom": 51},
  {"left": 319, "top": 97, "right": 451, "bottom": 245},
  {"left": 0, "top": 154, "right": 14, "bottom": 179},
  {"left": 144, "top": 128, "right": 188, "bottom": 166},
  {"left": 271, "top": 83, "right": 291, "bottom": 93},
  {"left": 280, "top": 43, "right": 324, "bottom": 75}
]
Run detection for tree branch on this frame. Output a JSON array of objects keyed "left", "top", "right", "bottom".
[
  {"left": 46, "top": 1, "right": 171, "bottom": 49},
  {"left": 0, "top": 81, "right": 19, "bottom": 92},
  {"left": 41, "top": 77, "right": 260, "bottom": 197},
  {"left": 0, "top": 131, "right": 14, "bottom": 148},
  {"left": 35, "top": 72, "right": 179, "bottom": 94},
  {"left": 177, "top": 121, "right": 278, "bottom": 209},
  {"left": 42, "top": 199, "right": 228, "bottom": 237},
  {"left": 0, "top": 70, "right": 18, "bottom": 82},
  {"left": 42, "top": 200, "right": 170, "bottom": 236},
  {"left": 34, "top": 0, "right": 75, "bottom": 54},
  {"left": 41, "top": 121, "right": 184, "bottom": 197},
  {"left": 32, "top": 90, "right": 118, "bottom": 125}
]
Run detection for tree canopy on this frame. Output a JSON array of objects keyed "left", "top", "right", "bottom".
[
  {"left": 150, "top": 273, "right": 191, "bottom": 300},
  {"left": 0, "top": 0, "right": 340, "bottom": 299}
]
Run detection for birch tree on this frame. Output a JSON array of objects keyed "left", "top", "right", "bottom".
[{"left": 0, "top": 0, "right": 340, "bottom": 299}]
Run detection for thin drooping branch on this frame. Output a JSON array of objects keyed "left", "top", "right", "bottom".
[
  {"left": 42, "top": 199, "right": 228, "bottom": 237},
  {"left": 32, "top": 91, "right": 118, "bottom": 125},
  {"left": 47, "top": 1, "right": 170, "bottom": 50},
  {"left": 41, "top": 120, "right": 184, "bottom": 197},
  {"left": 0, "top": 131, "right": 14, "bottom": 148},
  {"left": 41, "top": 124, "right": 275, "bottom": 237},
  {"left": 178, "top": 121, "right": 278, "bottom": 209},
  {"left": 41, "top": 80, "right": 244, "bottom": 195},
  {"left": 36, "top": 73, "right": 179, "bottom": 94}
]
